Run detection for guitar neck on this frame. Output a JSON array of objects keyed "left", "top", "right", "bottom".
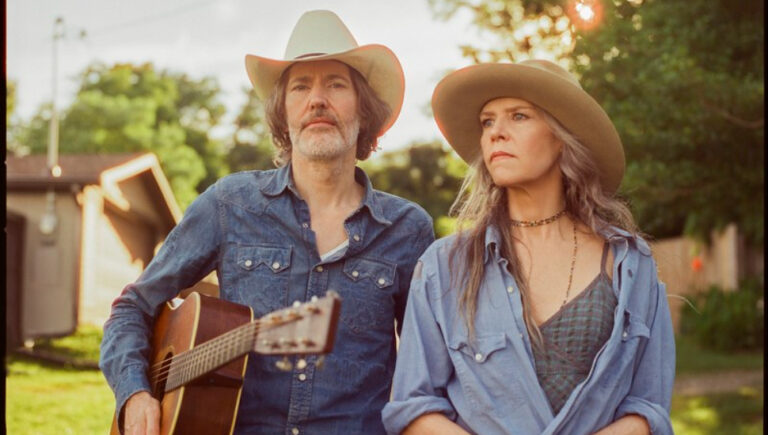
[{"left": 158, "top": 321, "right": 258, "bottom": 392}]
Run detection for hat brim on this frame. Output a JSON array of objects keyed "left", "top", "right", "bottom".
[
  {"left": 245, "top": 44, "right": 405, "bottom": 137},
  {"left": 431, "top": 63, "right": 625, "bottom": 194}
]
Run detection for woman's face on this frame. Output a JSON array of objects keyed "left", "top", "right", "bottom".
[{"left": 479, "top": 97, "right": 564, "bottom": 189}]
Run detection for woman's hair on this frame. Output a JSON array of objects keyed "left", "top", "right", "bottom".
[
  {"left": 264, "top": 63, "right": 391, "bottom": 167},
  {"left": 448, "top": 104, "right": 637, "bottom": 348}
]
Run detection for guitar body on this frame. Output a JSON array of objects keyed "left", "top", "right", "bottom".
[{"left": 111, "top": 293, "right": 252, "bottom": 435}]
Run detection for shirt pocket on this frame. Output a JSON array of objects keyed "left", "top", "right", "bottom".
[
  {"left": 231, "top": 244, "right": 292, "bottom": 316},
  {"left": 599, "top": 308, "right": 650, "bottom": 390},
  {"left": 447, "top": 333, "right": 521, "bottom": 413},
  {"left": 337, "top": 257, "right": 397, "bottom": 335}
]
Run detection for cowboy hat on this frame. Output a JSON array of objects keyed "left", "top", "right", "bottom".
[
  {"left": 431, "top": 60, "right": 625, "bottom": 194},
  {"left": 245, "top": 10, "right": 405, "bottom": 136}
]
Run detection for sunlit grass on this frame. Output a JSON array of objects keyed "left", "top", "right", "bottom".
[
  {"left": 671, "top": 388, "right": 763, "bottom": 434},
  {"left": 676, "top": 334, "right": 764, "bottom": 374}
]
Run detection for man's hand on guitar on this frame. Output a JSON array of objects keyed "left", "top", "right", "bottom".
[{"left": 124, "top": 391, "right": 160, "bottom": 435}]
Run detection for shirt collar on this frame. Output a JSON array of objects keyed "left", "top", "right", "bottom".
[{"left": 259, "top": 163, "right": 391, "bottom": 226}]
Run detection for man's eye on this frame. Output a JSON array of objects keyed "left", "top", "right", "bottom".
[
  {"left": 329, "top": 81, "right": 347, "bottom": 89},
  {"left": 290, "top": 84, "right": 308, "bottom": 91}
]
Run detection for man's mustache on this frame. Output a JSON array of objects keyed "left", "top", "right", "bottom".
[{"left": 301, "top": 110, "right": 339, "bottom": 129}]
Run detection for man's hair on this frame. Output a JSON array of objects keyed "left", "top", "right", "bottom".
[{"left": 264, "top": 63, "right": 391, "bottom": 167}]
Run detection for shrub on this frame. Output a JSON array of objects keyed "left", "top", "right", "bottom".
[{"left": 680, "top": 276, "right": 764, "bottom": 352}]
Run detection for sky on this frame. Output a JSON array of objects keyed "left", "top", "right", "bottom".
[{"left": 7, "top": 0, "right": 494, "bottom": 152}]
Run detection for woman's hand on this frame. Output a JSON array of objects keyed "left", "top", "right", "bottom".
[
  {"left": 402, "top": 413, "right": 471, "bottom": 435},
  {"left": 593, "top": 414, "right": 650, "bottom": 435}
]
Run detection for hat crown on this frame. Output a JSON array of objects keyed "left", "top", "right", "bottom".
[
  {"left": 519, "top": 59, "right": 582, "bottom": 89},
  {"left": 284, "top": 10, "right": 359, "bottom": 60}
]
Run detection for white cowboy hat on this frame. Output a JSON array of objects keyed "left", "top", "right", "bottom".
[
  {"left": 432, "top": 60, "right": 625, "bottom": 194},
  {"left": 245, "top": 10, "right": 405, "bottom": 136}
]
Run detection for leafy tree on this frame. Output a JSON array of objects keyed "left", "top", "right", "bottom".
[
  {"left": 16, "top": 62, "right": 230, "bottom": 209},
  {"left": 362, "top": 141, "right": 468, "bottom": 236},
  {"left": 430, "top": 0, "right": 764, "bottom": 244},
  {"left": 226, "top": 87, "right": 276, "bottom": 173}
]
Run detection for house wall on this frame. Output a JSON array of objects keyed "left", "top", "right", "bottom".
[{"left": 7, "top": 190, "right": 82, "bottom": 339}]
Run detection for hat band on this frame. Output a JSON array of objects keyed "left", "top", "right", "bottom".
[{"left": 294, "top": 52, "right": 329, "bottom": 60}]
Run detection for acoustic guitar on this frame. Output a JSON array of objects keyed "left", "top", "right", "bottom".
[{"left": 110, "top": 291, "right": 341, "bottom": 435}]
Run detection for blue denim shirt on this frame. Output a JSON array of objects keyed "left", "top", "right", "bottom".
[
  {"left": 99, "top": 164, "right": 435, "bottom": 434},
  {"left": 382, "top": 225, "right": 675, "bottom": 435}
]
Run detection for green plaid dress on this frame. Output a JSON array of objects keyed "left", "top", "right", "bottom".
[{"left": 533, "top": 243, "right": 617, "bottom": 414}]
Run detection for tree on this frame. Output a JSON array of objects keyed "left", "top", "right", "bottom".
[
  {"left": 226, "top": 87, "right": 276, "bottom": 173},
  {"left": 430, "top": 0, "right": 764, "bottom": 244},
  {"left": 16, "top": 62, "right": 230, "bottom": 209},
  {"left": 362, "top": 141, "right": 467, "bottom": 236}
]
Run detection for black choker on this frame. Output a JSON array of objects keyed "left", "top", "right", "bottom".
[{"left": 510, "top": 209, "right": 567, "bottom": 227}]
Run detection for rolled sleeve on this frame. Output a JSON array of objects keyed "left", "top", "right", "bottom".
[
  {"left": 383, "top": 258, "right": 456, "bottom": 434},
  {"left": 614, "top": 279, "right": 675, "bottom": 435},
  {"left": 99, "top": 184, "right": 222, "bottom": 423}
]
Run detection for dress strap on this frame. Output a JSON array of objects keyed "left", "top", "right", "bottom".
[{"left": 600, "top": 241, "right": 610, "bottom": 277}]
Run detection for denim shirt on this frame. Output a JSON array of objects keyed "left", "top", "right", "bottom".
[
  {"left": 99, "top": 164, "right": 435, "bottom": 434},
  {"left": 382, "top": 225, "right": 675, "bottom": 435}
]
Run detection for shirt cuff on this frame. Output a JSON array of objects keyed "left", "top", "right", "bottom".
[
  {"left": 382, "top": 396, "right": 457, "bottom": 435},
  {"left": 615, "top": 396, "right": 673, "bottom": 435},
  {"left": 113, "top": 365, "right": 153, "bottom": 432}
]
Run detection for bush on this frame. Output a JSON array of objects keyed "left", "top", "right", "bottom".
[{"left": 680, "top": 276, "right": 764, "bottom": 352}]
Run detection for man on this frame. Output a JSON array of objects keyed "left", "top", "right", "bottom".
[{"left": 100, "top": 10, "right": 434, "bottom": 434}]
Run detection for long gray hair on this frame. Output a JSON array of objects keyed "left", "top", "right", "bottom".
[{"left": 448, "top": 104, "right": 637, "bottom": 347}]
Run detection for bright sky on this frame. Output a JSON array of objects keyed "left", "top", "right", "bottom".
[{"left": 7, "top": 0, "right": 492, "bottom": 152}]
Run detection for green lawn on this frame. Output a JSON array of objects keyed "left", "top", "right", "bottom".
[{"left": 4, "top": 329, "right": 763, "bottom": 434}]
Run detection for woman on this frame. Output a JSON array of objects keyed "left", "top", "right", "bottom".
[{"left": 382, "top": 60, "right": 675, "bottom": 435}]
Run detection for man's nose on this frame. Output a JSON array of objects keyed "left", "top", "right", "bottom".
[{"left": 308, "top": 85, "right": 328, "bottom": 110}]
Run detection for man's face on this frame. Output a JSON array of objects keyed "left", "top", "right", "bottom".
[{"left": 285, "top": 60, "right": 360, "bottom": 162}]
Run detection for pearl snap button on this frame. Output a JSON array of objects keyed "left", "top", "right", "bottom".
[
  {"left": 296, "top": 359, "right": 307, "bottom": 370},
  {"left": 378, "top": 278, "right": 386, "bottom": 285},
  {"left": 352, "top": 270, "right": 359, "bottom": 277},
  {"left": 298, "top": 373, "right": 307, "bottom": 381},
  {"left": 244, "top": 259, "right": 253, "bottom": 267},
  {"left": 315, "top": 266, "right": 323, "bottom": 272},
  {"left": 302, "top": 223, "right": 308, "bottom": 228},
  {"left": 474, "top": 353, "right": 483, "bottom": 362},
  {"left": 292, "top": 428, "right": 299, "bottom": 435},
  {"left": 272, "top": 262, "right": 280, "bottom": 270},
  {"left": 622, "top": 331, "right": 628, "bottom": 339},
  {"left": 507, "top": 286, "right": 514, "bottom": 293},
  {"left": 353, "top": 235, "right": 360, "bottom": 241}
]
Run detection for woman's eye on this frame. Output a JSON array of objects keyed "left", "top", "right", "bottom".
[
  {"left": 481, "top": 118, "right": 494, "bottom": 128},
  {"left": 512, "top": 112, "right": 529, "bottom": 121}
]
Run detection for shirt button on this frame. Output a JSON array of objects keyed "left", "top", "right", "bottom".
[
  {"left": 315, "top": 266, "right": 323, "bottom": 272},
  {"left": 474, "top": 353, "right": 483, "bottom": 362},
  {"left": 272, "top": 262, "right": 280, "bottom": 270},
  {"left": 292, "top": 428, "right": 300, "bottom": 435},
  {"left": 296, "top": 358, "right": 307, "bottom": 370},
  {"left": 622, "top": 331, "right": 628, "bottom": 339},
  {"left": 302, "top": 223, "right": 308, "bottom": 228},
  {"left": 352, "top": 270, "right": 359, "bottom": 278},
  {"left": 353, "top": 234, "right": 360, "bottom": 242},
  {"left": 298, "top": 373, "right": 307, "bottom": 381},
  {"left": 244, "top": 259, "right": 253, "bottom": 267},
  {"left": 377, "top": 278, "right": 386, "bottom": 286},
  {"left": 507, "top": 286, "right": 514, "bottom": 293}
]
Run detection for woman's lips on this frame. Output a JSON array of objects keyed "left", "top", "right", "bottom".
[{"left": 490, "top": 151, "right": 515, "bottom": 161}]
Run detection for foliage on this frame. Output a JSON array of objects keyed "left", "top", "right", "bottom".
[
  {"left": 429, "top": 0, "right": 765, "bottom": 244},
  {"left": 362, "top": 141, "right": 468, "bottom": 233},
  {"left": 12, "top": 62, "right": 229, "bottom": 209},
  {"left": 227, "top": 87, "right": 277, "bottom": 173},
  {"left": 671, "top": 389, "right": 764, "bottom": 435},
  {"left": 675, "top": 334, "right": 763, "bottom": 374},
  {"left": 679, "top": 277, "right": 765, "bottom": 352}
]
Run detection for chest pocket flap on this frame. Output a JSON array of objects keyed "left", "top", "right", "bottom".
[
  {"left": 343, "top": 257, "right": 396, "bottom": 288},
  {"left": 238, "top": 244, "right": 291, "bottom": 273},
  {"left": 449, "top": 333, "right": 507, "bottom": 363}
]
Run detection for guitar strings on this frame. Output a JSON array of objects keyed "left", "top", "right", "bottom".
[{"left": 148, "top": 312, "right": 308, "bottom": 389}]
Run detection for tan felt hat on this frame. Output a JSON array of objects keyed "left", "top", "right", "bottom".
[
  {"left": 245, "top": 10, "right": 405, "bottom": 136},
  {"left": 431, "top": 60, "right": 625, "bottom": 194}
]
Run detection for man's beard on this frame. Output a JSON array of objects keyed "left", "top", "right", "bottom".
[{"left": 289, "top": 109, "right": 360, "bottom": 161}]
